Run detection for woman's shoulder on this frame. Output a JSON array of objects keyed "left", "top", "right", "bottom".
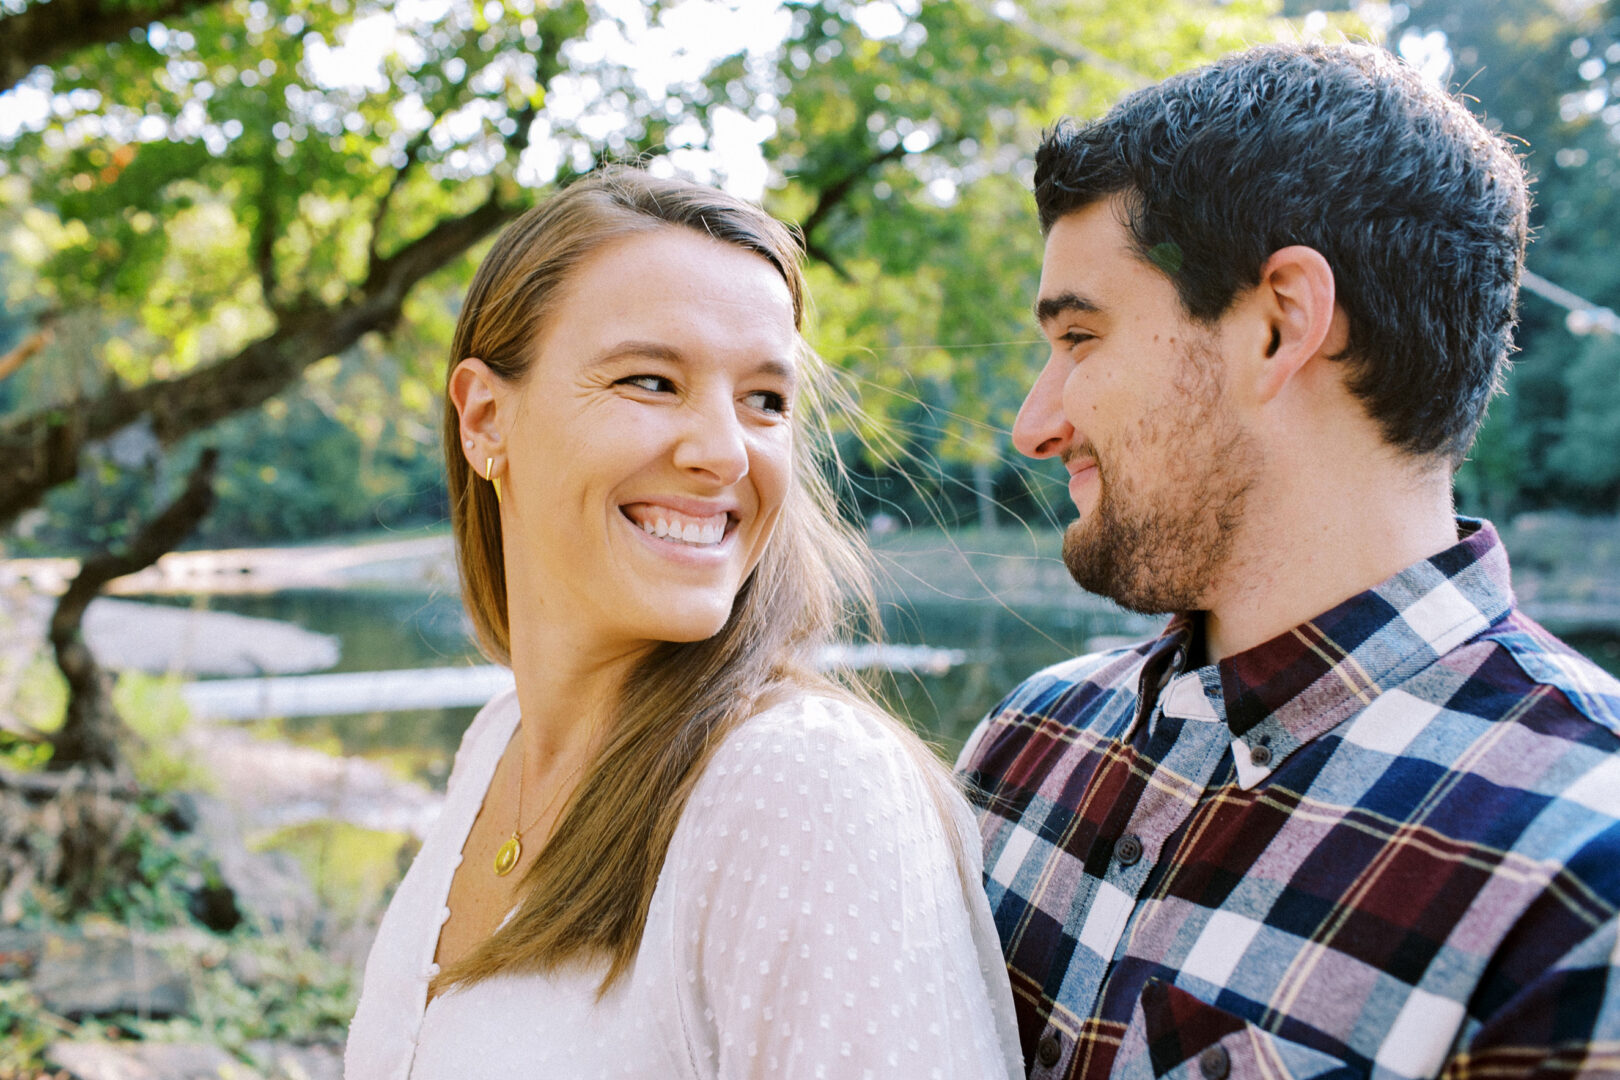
[
  {"left": 704, "top": 691, "right": 932, "bottom": 787},
  {"left": 687, "top": 691, "right": 962, "bottom": 844}
]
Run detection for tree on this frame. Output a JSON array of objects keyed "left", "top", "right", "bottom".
[
  {"left": 1, "top": 0, "right": 1306, "bottom": 546},
  {"left": 1377, "top": 0, "right": 1620, "bottom": 513}
]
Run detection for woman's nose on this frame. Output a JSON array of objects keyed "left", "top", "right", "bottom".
[{"left": 672, "top": 398, "right": 750, "bottom": 485}]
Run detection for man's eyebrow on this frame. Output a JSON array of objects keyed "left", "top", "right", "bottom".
[{"left": 1034, "top": 292, "right": 1101, "bottom": 326}]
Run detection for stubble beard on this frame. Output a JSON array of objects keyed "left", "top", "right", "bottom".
[{"left": 1060, "top": 342, "right": 1258, "bottom": 615}]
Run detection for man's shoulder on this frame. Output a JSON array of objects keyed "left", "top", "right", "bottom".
[
  {"left": 956, "top": 639, "right": 1155, "bottom": 773},
  {"left": 1372, "top": 610, "right": 1620, "bottom": 849},
  {"left": 1470, "top": 611, "right": 1620, "bottom": 738}
]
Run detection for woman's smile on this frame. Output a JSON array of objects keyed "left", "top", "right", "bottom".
[{"left": 620, "top": 502, "right": 734, "bottom": 549}]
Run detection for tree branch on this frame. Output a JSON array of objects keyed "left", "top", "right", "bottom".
[
  {"left": 0, "top": 313, "right": 57, "bottom": 382},
  {"left": 0, "top": 193, "right": 520, "bottom": 529},
  {"left": 253, "top": 182, "right": 280, "bottom": 315},
  {"left": 0, "top": 0, "right": 229, "bottom": 93},
  {"left": 49, "top": 449, "right": 220, "bottom": 652},
  {"left": 798, "top": 142, "right": 910, "bottom": 253},
  {"left": 367, "top": 126, "right": 435, "bottom": 267},
  {"left": 802, "top": 238, "right": 853, "bottom": 282}
]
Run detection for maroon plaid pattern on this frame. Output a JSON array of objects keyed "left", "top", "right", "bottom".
[{"left": 958, "top": 519, "right": 1620, "bottom": 1078}]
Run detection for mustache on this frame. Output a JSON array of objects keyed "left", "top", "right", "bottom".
[{"left": 1061, "top": 442, "right": 1101, "bottom": 473}]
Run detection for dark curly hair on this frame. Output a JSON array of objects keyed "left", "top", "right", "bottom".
[{"left": 1034, "top": 42, "right": 1530, "bottom": 462}]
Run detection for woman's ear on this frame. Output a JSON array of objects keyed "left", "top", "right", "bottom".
[
  {"left": 449, "top": 357, "right": 505, "bottom": 468},
  {"left": 1249, "top": 245, "right": 1347, "bottom": 403}
]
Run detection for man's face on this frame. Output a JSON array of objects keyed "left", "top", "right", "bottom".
[{"left": 1015, "top": 197, "right": 1259, "bottom": 614}]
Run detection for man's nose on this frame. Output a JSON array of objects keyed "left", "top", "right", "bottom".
[{"left": 1011, "top": 355, "right": 1074, "bottom": 460}]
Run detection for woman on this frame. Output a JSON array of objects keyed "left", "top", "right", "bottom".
[{"left": 344, "top": 167, "right": 1020, "bottom": 1079}]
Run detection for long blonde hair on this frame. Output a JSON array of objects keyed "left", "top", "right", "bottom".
[{"left": 435, "top": 166, "right": 955, "bottom": 995}]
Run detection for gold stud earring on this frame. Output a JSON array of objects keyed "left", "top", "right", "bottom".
[{"left": 484, "top": 456, "right": 502, "bottom": 505}]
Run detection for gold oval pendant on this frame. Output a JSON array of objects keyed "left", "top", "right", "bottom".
[{"left": 494, "top": 835, "right": 521, "bottom": 877}]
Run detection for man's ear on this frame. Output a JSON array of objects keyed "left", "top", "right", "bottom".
[
  {"left": 1247, "top": 245, "right": 1346, "bottom": 404},
  {"left": 448, "top": 357, "right": 506, "bottom": 467}
]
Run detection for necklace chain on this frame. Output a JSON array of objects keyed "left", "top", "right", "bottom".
[{"left": 493, "top": 727, "right": 591, "bottom": 877}]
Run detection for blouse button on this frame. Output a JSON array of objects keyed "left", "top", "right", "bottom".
[
  {"left": 1199, "top": 1044, "right": 1230, "bottom": 1080},
  {"left": 1116, "top": 834, "right": 1143, "bottom": 867},
  {"left": 1036, "top": 1032, "right": 1062, "bottom": 1068}
]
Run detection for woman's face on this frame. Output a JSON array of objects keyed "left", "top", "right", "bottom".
[{"left": 473, "top": 227, "right": 799, "bottom": 660}]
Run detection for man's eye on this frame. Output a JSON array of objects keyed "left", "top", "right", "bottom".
[
  {"left": 1060, "top": 331, "right": 1096, "bottom": 348},
  {"left": 744, "top": 390, "right": 788, "bottom": 415},
  {"left": 620, "top": 375, "right": 675, "bottom": 393}
]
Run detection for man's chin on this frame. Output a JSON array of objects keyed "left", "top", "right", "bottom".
[{"left": 1060, "top": 518, "right": 1181, "bottom": 616}]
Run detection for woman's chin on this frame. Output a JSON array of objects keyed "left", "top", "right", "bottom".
[{"left": 631, "top": 606, "right": 733, "bottom": 649}]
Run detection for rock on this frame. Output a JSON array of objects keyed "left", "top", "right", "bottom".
[
  {"left": 33, "top": 934, "right": 190, "bottom": 1019},
  {"left": 45, "top": 1040, "right": 255, "bottom": 1080},
  {"left": 244, "top": 1041, "right": 343, "bottom": 1080},
  {"left": 226, "top": 948, "right": 264, "bottom": 989},
  {"left": 0, "top": 924, "right": 43, "bottom": 979},
  {"left": 178, "top": 791, "right": 318, "bottom": 935}
]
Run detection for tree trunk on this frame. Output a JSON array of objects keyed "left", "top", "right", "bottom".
[{"left": 47, "top": 448, "right": 218, "bottom": 774}]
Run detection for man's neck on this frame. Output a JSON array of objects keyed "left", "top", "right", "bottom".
[{"left": 1199, "top": 461, "right": 1460, "bottom": 664}]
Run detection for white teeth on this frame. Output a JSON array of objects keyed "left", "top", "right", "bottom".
[{"left": 631, "top": 508, "right": 727, "bottom": 547}]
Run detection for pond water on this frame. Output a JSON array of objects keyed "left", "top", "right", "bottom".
[
  {"left": 173, "top": 588, "right": 1620, "bottom": 790},
  {"left": 178, "top": 589, "right": 1141, "bottom": 782}
]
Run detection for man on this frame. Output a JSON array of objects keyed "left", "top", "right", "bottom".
[{"left": 957, "top": 42, "right": 1620, "bottom": 1079}]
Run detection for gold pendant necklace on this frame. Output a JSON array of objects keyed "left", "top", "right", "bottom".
[{"left": 495, "top": 731, "right": 588, "bottom": 878}]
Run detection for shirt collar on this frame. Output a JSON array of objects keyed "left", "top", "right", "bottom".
[{"left": 1138, "top": 518, "right": 1515, "bottom": 780}]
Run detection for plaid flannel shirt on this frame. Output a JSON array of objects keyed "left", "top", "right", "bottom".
[{"left": 956, "top": 519, "right": 1620, "bottom": 1079}]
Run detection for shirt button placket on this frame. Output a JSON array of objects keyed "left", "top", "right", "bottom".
[{"left": 1036, "top": 1031, "right": 1063, "bottom": 1070}]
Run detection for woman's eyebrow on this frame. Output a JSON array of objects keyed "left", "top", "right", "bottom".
[
  {"left": 588, "top": 340, "right": 685, "bottom": 365},
  {"left": 587, "top": 344, "right": 799, "bottom": 386}
]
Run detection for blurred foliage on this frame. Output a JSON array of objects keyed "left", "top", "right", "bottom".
[
  {"left": 248, "top": 819, "right": 416, "bottom": 920},
  {"left": 2, "top": 0, "right": 1613, "bottom": 551},
  {"left": 1409, "top": 0, "right": 1620, "bottom": 516},
  {"left": 138, "top": 930, "right": 357, "bottom": 1051},
  {"left": 1, "top": 655, "right": 209, "bottom": 793},
  {"left": 0, "top": 0, "right": 1300, "bottom": 550},
  {"left": 0, "top": 981, "right": 64, "bottom": 1078}
]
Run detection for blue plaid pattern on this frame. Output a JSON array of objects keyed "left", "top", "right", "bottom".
[{"left": 957, "top": 519, "right": 1620, "bottom": 1078}]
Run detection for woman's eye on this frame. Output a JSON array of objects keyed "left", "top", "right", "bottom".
[
  {"left": 743, "top": 390, "right": 788, "bottom": 416},
  {"left": 620, "top": 374, "right": 675, "bottom": 393}
]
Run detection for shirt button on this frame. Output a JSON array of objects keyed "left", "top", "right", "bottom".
[
  {"left": 1036, "top": 1033, "right": 1062, "bottom": 1067},
  {"left": 1199, "top": 1044, "right": 1230, "bottom": 1080},
  {"left": 1249, "top": 744, "right": 1273, "bottom": 767},
  {"left": 1116, "top": 834, "right": 1143, "bottom": 867}
]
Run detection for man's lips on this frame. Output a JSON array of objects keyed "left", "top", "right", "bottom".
[{"left": 1066, "top": 459, "right": 1099, "bottom": 503}]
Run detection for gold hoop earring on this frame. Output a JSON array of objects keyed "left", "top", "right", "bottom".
[{"left": 484, "top": 456, "right": 502, "bottom": 505}]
